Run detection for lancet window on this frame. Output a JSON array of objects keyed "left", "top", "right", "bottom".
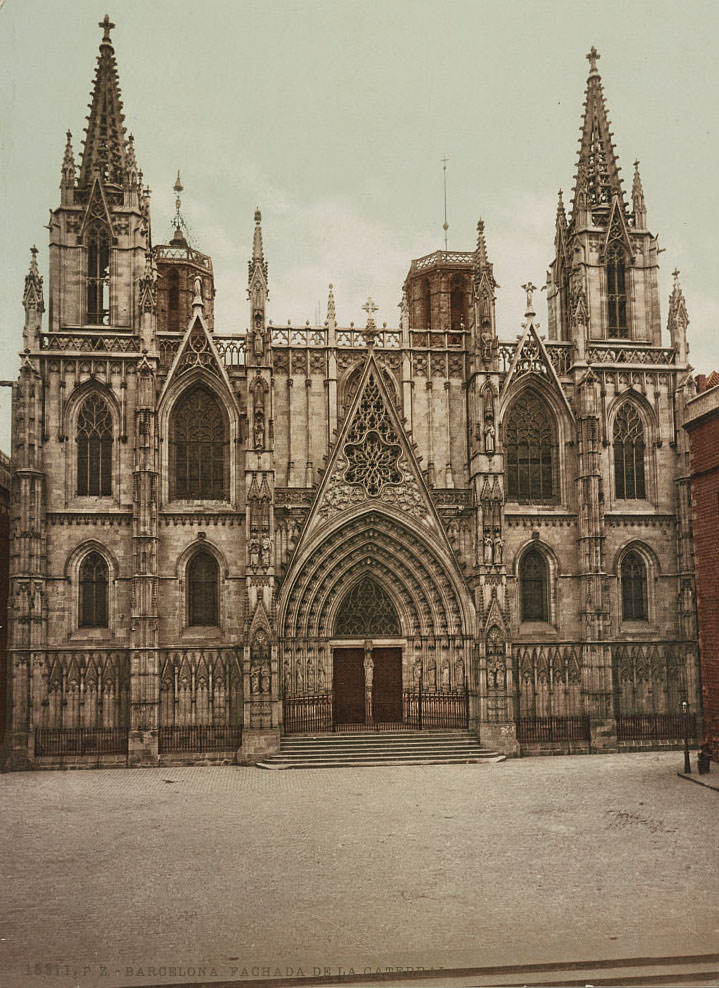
[
  {"left": 86, "top": 223, "right": 111, "bottom": 326},
  {"left": 520, "top": 549, "right": 548, "bottom": 623},
  {"left": 77, "top": 394, "right": 113, "bottom": 497},
  {"left": 613, "top": 403, "right": 646, "bottom": 499},
  {"left": 621, "top": 551, "right": 648, "bottom": 621},
  {"left": 505, "top": 391, "right": 557, "bottom": 502},
  {"left": 334, "top": 577, "right": 400, "bottom": 637},
  {"left": 188, "top": 551, "right": 219, "bottom": 627},
  {"left": 79, "top": 551, "right": 109, "bottom": 628},
  {"left": 171, "top": 386, "right": 228, "bottom": 500},
  {"left": 168, "top": 268, "right": 180, "bottom": 331},
  {"left": 606, "top": 244, "right": 627, "bottom": 338}
]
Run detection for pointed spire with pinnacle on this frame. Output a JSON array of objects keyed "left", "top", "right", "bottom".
[
  {"left": 78, "top": 15, "right": 130, "bottom": 189},
  {"left": 571, "top": 47, "right": 625, "bottom": 226},
  {"left": 23, "top": 246, "right": 45, "bottom": 314},
  {"left": 61, "top": 130, "right": 76, "bottom": 188},
  {"left": 473, "top": 219, "right": 498, "bottom": 344},
  {"left": 667, "top": 268, "right": 689, "bottom": 363},
  {"left": 248, "top": 207, "right": 268, "bottom": 285},
  {"left": 632, "top": 159, "right": 647, "bottom": 228},
  {"left": 327, "top": 284, "right": 336, "bottom": 326}
]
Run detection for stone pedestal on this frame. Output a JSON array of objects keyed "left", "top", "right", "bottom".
[
  {"left": 127, "top": 729, "right": 159, "bottom": 767},
  {"left": 479, "top": 720, "right": 520, "bottom": 757},
  {"left": 589, "top": 717, "right": 618, "bottom": 752},
  {"left": 238, "top": 728, "right": 281, "bottom": 765}
]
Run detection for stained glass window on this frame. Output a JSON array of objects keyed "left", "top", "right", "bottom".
[
  {"left": 335, "top": 577, "right": 400, "bottom": 636},
  {"left": 77, "top": 394, "right": 113, "bottom": 497},
  {"left": 79, "top": 551, "right": 109, "bottom": 627},
  {"left": 188, "top": 551, "right": 219, "bottom": 626},
  {"left": 520, "top": 549, "right": 548, "bottom": 622},
  {"left": 172, "top": 386, "right": 228, "bottom": 500},
  {"left": 505, "top": 392, "right": 556, "bottom": 502},
  {"left": 613, "top": 403, "right": 646, "bottom": 499},
  {"left": 621, "top": 551, "right": 647, "bottom": 621}
]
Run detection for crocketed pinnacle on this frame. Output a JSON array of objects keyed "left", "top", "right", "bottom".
[
  {"left": 78, "top": 15, "right": 129, "bottom": 189},
  {"left": 571, "top": 47, "right": 625, "bottom": 226},
  {"left": 61, "top": 130, "right": 76, "bottom": 187},
  {"left": 327, "top": 284, "right": 336, "bottom": 323},
  {"left": 556, "top": 189, "right": 567, "bottom": 227},
  {"left": 473, "top": 219, "right": 497, "bottom": 289},
  {"left": 23, "top": 246, "right": 45, "bottom": 313},
  {"left": 632, "top": 160, "right": 646, "bottom": 226},
  {"left": 668, "top": 268, "right": 689, "bottom": 330},
  {"left": 252, "top": 207, "right": 264, "bottom": 263}
]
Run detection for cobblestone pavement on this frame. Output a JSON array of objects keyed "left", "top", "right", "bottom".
[{"left": 0, "top": 752, "right": 717, "bottom": 988}]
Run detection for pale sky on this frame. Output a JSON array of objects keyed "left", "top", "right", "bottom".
[{"left": 1, "top": 0, "right": 717, "bottom": 453}]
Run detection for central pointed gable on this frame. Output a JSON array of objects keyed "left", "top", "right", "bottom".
[
  {"left": 500, "top": 318, "right": 575, "bottom": 426},
  {"left": 159, "top": 302, "right": 235, "bottom": 406},
  {"left": 299, "top": 353, "right": 450, "bottom": 547}
]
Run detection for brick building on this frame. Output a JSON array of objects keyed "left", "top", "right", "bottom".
[
  {"left": 684, "top": 378, "right": 719, "bottom": 760},
  {"left": 2, "top": 22, "right": 701, "bottom": 769}
]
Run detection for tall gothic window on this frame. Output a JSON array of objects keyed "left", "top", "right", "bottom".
[
  {"left": 505, "top": 392, "right": 557, "bottom": 502},
  {"left": 621, "top": 550, "right": 648, "bottom": 621},
  {"left": 423, "top": 278, "right": 432, "bottom": 330},
  {"left": 335, "top": 577, "right": 400, "bottom": 636},
  {"left": 613, "top": 403, "right": 646, "bottom": 499},
  {"left": 606, "top": 244, "right": 627, "bottom": 338},
  {"left": 79, "top": 551, "right": 109, "bottom": 628},
  {"left": 450, "top": 276, "right": 465, "bottom": 332},
  {"left": 167, "top": 268, "right": 180, "bottom": 331},
  {"left": 87, "top": 224, "right": 111, "bottom": 325},
  {"left": 77, "top": 394, "right": 113, "bottom": 497},
  {"left": 520, "top": 549, "right": 549, "bottom": 623},
  {"left": 188, "top": 551, "right": 219, "bottom": 626},
  {"left": 171, "top": 386, "right": 228, "bottom": 500}
]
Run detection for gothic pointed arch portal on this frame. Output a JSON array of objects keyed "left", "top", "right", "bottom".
[{"left": 279, "top": 509, "right": 475, "bottom": 732}]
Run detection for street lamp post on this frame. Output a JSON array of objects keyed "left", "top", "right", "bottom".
[{"left": 680, "top": 692, "right": 691, "bottom": 774}]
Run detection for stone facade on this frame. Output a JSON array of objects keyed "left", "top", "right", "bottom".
[
  {"left": 683, "top": 380, "right": 719, "bottom": 761},
  {"left": 2, "top": 26, "right": 700, "bottom": 769}
]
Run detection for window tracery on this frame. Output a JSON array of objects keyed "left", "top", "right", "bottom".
[
  {"left": 79, "top": 551, "right": 109, "bottom": 628},
  {"left": 343, "top": 375, "right": 402, "bottom": 497},
  {"left": 86, "top": 222, "right": 111, "bottom": 326},
  {"left": 504, "top": 391, "right": 556, "bottom": 502},
  {"left": 520, "top": 549, "right": 549, "bottom": 623},
  {"left": 621, "top": 550, "right": 648, "bottom": 621},
  {"left": 77, "top": 394, "right": 113, "bottom": 497},
  {"left": 606, "top": 243, "right": 627, "bottom": 337},
  {"left": 334, "top": 576, "right": 400, "bottom": 636},
  {"left": 171, "top": 386, "right": 228, "bottom": 500},
  {"left": 613, "top": 403, "right": 646, "bottom": 499},
  {"left": 188, "top": 551, "right": 219, "bottom": 627}
]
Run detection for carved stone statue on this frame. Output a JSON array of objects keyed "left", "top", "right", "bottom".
[
  {"left": 481, "top": 332, "right": 494, "bottom": 363},
  {"left": 253, "top": 327, "right": 264, "bottom": 356},
  {"left": 363, "top": 654, "right": 374, "bottom": 690},
  {"left": 260, "top": 536, "right": 272, "bottom": 567},
  {"left": 484, "top": 534, "right": 494, "bottom": 564},
  {"left": 248, "top": 537, "right": 260, "bottom": 568},
  {"left": 494, "top": 536, "right": 503, "bottom": 565},
  {"left": 484, "top": 422, "right": 495, "bottom": 454},
  {"left": 254, "top": 410, "right": 264, "bottom": 450}
]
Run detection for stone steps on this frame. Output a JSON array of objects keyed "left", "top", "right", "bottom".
[{"left": 256, "top": 730, "right": 504, "bottom": 769}]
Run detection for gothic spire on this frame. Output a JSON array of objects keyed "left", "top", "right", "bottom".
[
  {"left": 61, "top": 130, "right": 76, "bottom": 188},
  {"left": 78, "top": 15, "right": 129, "bottom": 189},
  {"left": 248, "top": 207, "right": 268, "bottom": 285},
  {"left": 473, "top": 219, "right": 498, "bottom": 346},
  {"left": 23, "top": 246, "right": 45, "bottom": 313},
  {"left": 327, "top": 284, "right": 336, "bottom": 325},
  {"left": 632, "top": 159, "right": 647, "bottom": 228},
  {"left": 571, "top": 47, "right": 625, "bottom": 226}
]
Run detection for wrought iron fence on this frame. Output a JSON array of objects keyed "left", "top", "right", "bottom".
[
  {"left": 283, "top": 689, "right": 470, "bottom": 734},
  {"left": 517, "top": 715, "right": 591, "bottom": 743},
  {"left": 283, "top": 694, "right": 334, "bottom": 734},
  {"left": 616, "top": 714, "right": 697, "bottom": 742},
  {"left": 158, "top": 725, "right": 242, "bottom": 753},
  {"left": 35, "top": 728, "right": 128, "bottom": 757},
  {"left": 403, "top": 688, "right": 469, "bottom": 729}
]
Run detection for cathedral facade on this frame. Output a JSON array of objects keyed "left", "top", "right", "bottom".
[{"left": 3, "top": 22, "right": 700, "bottom": 769}]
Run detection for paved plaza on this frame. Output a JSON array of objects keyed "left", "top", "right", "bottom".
[{"left": 0, "top": 752, "right": 717, "bottom": 988}]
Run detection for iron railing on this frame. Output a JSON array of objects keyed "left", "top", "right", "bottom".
[
  {"left": 283, "top": 688, "right": 469, "bottom": 734},
  {"left": 616, "top": 714, "right": 697, "bottom": 742},
  {"left": 517, "top": 715, "right": 591, "bottom": 743},
  {"left": 158, "top": 725, "right": 242, "bottom": 753},
  {"left": 35, "top": 728, "right": 128, "bottom": 756}
]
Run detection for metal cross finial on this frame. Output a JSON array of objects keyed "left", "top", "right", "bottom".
[
  {"left": 99, "top": 14, "right": 115, "bottom": 43},
  {"left": 672, "top": 268, "right": 680, "bottom": 284},
  {"left": 586, "top": 46, "right": 600, "bottom": 73},
  {"left": 522, "top": 281, "right": 537, "bottom": 313}
]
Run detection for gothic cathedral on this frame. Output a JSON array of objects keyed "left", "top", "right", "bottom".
[{"left": 3, "top": 23, "right": 700, "bottom": 769}]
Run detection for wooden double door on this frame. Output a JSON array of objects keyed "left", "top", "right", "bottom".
[{"left": 333, "top": 647, "right": 403, "bottom": 725}]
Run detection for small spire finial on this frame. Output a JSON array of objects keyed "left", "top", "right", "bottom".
[
  {"left": 327, "top": 284, "right": 336, "bottom": 324},
  {"left": 362, "top": 297, "right": 379, "bottom": 347},
  {"left": 586, "top": 46, "right": 600, "bottom": 75},
  {"left": 99, "top": 14, "right": 115, "bottom": 45}
]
